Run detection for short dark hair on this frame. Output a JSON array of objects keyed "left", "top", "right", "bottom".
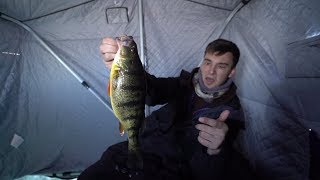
[{"left": 205, "top": 39, "right": 240, "bottom": 68}]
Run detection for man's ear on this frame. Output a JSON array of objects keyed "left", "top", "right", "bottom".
[{"left": 228, "top": 68, "right": 236, "bottom": 78}]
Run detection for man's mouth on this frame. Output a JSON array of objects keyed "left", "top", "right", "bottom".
[{"left": 205, "top": 77, "right": 215, "bottom": 84}]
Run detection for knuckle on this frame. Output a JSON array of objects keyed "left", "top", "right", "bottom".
[
  {"left": 209, "top": 143, "right": 217, "bottom": 149},
  {"left": 199, "top": 125, "right": 207, "bottom": 132},
  {"left": 197, "top": 136, "right": 202, "bottom": 143},
  {"left": 224, "top": 125, "right": 229, "bottom": 132},
  {"left": 102, "top": 38, "right": 108, "bottom": 44},
  {"left": 199, "top": 131, "right": 204, "bottom": 138},
  {"left": 99, "top": 45, "right": 104, "bottom": 52},
  {"left": 103, "top": 55, "right": 109, "bottom": 61},
  {"left": 200, "top": 131, "right": 206, "bottom": 137},
  {"left": 203, "top": 125, "right": 209, "bottom": 132},
  {"left": 201, "top": 117, "right": 209, "bottom": 123},
  {"left": 217, "top": 121, "right": 224, "bottom": 128},
  {"left": 208, "top": 119, "right": 216, "bottom": 126},
  {"left": 209, "top": 127, "right": 216, "bottom": 135}
]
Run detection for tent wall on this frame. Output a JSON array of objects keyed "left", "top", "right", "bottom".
[
  {"left": 1, "top": 1, "right": 130, "bottom": 178},
  {"left": 0, "top": 0, "right": 319, "bottom": 179},
  {"left": 223, "top": 0, "right": 320, "bottom": 178}
]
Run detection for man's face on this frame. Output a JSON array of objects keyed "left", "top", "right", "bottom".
[{"left": 199, "top": 52, "right": 236, "bottom": 89}]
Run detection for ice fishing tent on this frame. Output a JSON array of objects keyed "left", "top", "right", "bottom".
[{"left": 1, "top": 0, "right": 319, "bottom": 179}]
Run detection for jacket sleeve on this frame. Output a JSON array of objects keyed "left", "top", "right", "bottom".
[{"left": 144, "top": 72, "right": 182, "bottom": 106}]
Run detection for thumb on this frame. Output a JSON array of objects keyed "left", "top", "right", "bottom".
[{"left": 217, "top": 110, "right": 230, "bottom": 122}]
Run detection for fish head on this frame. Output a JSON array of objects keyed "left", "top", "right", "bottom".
[
  {"left": 113, "top": 35, "right": 142, "bottom": 73},
  {"left": 115, "top": 35, "right": 139, "bottom": 63}
]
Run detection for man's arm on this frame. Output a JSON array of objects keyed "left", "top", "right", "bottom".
[{"left": 145, "top": 73, "right": 181, "bottom": 106}]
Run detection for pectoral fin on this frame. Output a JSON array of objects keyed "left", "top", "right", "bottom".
[
  {"left": 119, "top": 122, "right": 125, "bottom": 136},
  {"left": 107, "top": 81, "right": 111, "bottom": 96},
  {"left": 108, "top": 67, "right": 120, "bottom": 96}
]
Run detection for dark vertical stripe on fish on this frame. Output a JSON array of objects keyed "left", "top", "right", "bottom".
[
  {"left": 121, "top": 115, "right": 144, "bottom": 122},
  {"left": 115, "top": 99, "right": 144, "bottom": 108}
]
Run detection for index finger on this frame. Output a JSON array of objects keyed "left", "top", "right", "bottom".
[
  {"left": 198, "top": 117, "right": 219, "bottom": 127},
  {"left": 198, "top": 115, "right": 228, "bottom": 129},
  {"left": 102, "top": 37, "right": 117, "bottom": 45},
  {"left": 99, "top": 43, "right": 118, "bottom": 55}
]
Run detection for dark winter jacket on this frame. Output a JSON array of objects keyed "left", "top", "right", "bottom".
[
  {"left": 140, "top": 68, "right": 246, "bottom": 179},
  {"left": 79, "top": 68, "right": 253, "bottom": 180}
]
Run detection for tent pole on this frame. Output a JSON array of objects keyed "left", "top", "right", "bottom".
[
  {"left": 0, "top": 13, "right": 114, "bottom": 114},
  {"left": 138, "top": 0, "right": 145, "bottom": 66},
  {"left": 216, "top": 1, "right": 247, "bottom": 38},
  {"left": 138, "top": 0, "right": 150, "bottom": 116},
  {"left": 198, "top": 0, "right": 251, "bottom": 67}
]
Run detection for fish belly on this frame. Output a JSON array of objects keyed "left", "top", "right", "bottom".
[{"left": 110, "top": 59, "right": 145, "bottom": 169}]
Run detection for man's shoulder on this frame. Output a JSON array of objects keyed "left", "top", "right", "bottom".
[
  {"left": 179, "top": 67, "right": 199, "bottom": 77},
  {"left": 227, "top": 90, "right": 242, "bottom": 109},
  {"left": 177, "top": 68, "right": 199, "bottom": 86}
]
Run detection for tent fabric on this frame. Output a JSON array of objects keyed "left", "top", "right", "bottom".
[
  {"left": 0, "top": 0, "right": 319, "bottom": 179},
  {"left": 0, "top": 0, "right": 94, "bottom": 22}
]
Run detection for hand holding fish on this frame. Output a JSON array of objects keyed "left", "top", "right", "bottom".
[
  {"left": 100, "top": 37, "right": 118, "bottom": 70},
  {"left": 195, "top": 110, "right": 229, "bottom": 155}
]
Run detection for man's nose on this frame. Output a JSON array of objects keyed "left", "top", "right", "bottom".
[{"left": 209, "top": 66, "right": 216, "bottom": 74}]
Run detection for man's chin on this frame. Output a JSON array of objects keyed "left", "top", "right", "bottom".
[{"left": 204, "top": 83, "right": 216, "bottom": 89}]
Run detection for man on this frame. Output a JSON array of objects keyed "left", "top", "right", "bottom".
[{"left": 79, "top": 37, "right": 250, "bottom": 180}]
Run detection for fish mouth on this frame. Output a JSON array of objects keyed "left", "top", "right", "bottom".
[
  {"left": 116, "top": 35, "right": 138, "bottom": 59},
  {"left": 116, "top": 35, "right": 134, "bottom": 47}
]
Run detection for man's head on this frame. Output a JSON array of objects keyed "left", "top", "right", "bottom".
[{"left": 199, "top": 39, "right": 240, "bottom": 89}]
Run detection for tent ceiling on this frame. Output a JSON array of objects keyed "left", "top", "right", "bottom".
[
  {"left": 185, "top": 0, "right": 242, "bottom": 11},
  {"left": 0, "top": 0, "right": 94, "bottom": 21},
  {"left": 0, "top": 0, "right": 244, "bottom": 21}
]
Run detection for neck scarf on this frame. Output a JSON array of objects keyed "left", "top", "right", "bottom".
[{"left": 192, "top": 70, "right": 233, "bottom": 102}]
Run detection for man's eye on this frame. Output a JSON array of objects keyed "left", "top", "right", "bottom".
[{"left": 218, "top": 65, "right": 226, "bottom": 69}]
